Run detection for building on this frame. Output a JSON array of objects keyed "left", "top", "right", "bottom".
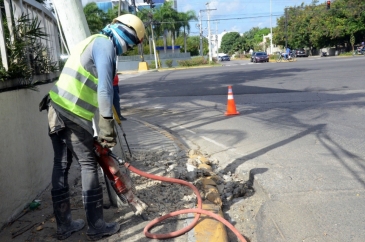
[{"left": 81, "top": 0, "right": 177, "bottom": 12}]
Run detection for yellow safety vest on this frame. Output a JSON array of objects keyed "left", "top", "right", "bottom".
[{"left": 49, "top": 34, "right": 108, "bottom": 121}]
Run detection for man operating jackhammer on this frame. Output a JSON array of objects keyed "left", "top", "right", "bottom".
[{"left": 39, "top": 14, "right": 145, "bottom": 241}]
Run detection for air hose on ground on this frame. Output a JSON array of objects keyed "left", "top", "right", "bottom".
[
  {"left": 123, "top": 161, "right": 247, "bottom": 242},
  {"left": 111, "top": 109, "right": 246, "bottom": 241}
]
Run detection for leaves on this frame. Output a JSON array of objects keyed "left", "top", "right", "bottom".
[
  {"left": 0, "top": 12, "right": 58, "bottom": 84},
  {"left": 273, "top": 0, "right": 365, "bottom": 49},
  {"left": 220, "top": 32, "right": 241, "bottom": 54}
]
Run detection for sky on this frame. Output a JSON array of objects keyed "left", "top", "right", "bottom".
[{"left": 176, "top": 0, "right": 318, "bottom": 36}]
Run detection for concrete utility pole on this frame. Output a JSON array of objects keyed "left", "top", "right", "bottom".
[
  {"left": 199, "top": 11, "right": 203, "bottom": 56},
  {"left": 148, "top": 13, "right": 158, "bottom": 69},
  {"left": 205, "top": 2, "right": 216, "bottom": 62},
  {"left": 215, "top": 21, "right": 219, "bottom": 58},
  {"left": 52, "top": 0, "right": 90, "bottom": 50},
  {"left": 206, "top": 2, "right": 212, "bottom": 62},
  {"left": 118, "top": 0, "right": 121, "bottom": 15},
  {"left": 270, "top": 0, "right": 273, "bottom": 54}
]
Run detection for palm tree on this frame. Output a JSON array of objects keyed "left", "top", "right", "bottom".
[
  {"left": 137, "top": 9, "right": 154, "bottom": 54},
  {"left": 137, "top": 2, "right": 197, "bottom": 55},
  {"left": 178, "top": 10, "right": 197, "bottom": 53},
  {"left": 154, "top": 2, "right": 179, "bottom": 53}
]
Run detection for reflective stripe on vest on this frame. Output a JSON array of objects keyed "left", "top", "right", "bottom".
[{"left": 49, "top": 34, "right": 107, "bottom": 121}]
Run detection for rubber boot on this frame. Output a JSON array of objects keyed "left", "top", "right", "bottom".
[
  {"left": 51, "top": 187, "right": 85, "bottom": 240},
  {"left": 83, "top": 186, "right": 120, "bottom": 241}
]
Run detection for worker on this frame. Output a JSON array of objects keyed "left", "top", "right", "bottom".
[
  {"left": 39, "top": 14, "right": 145, "bottom": 241},
  {"left": 113, "top": 74, "right": 127, "bottom": 121}
]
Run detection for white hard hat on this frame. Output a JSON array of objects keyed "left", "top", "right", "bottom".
[{"left": 113, "top": 14, "right": 145, "bottom": 43}]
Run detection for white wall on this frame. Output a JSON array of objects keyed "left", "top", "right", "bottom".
[{"left": 0, "top": 83, "right": 54, "bottom": 229}]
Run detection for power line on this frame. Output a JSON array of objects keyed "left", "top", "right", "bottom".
[{"left": 156, "top": 14, "right": 283, "bottom": 24}]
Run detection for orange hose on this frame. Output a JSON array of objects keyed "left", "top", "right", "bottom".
[{"left": 126, "top": 163, "right": 247, "bottom": 242}]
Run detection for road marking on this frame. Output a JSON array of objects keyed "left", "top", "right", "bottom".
[
  {"left": 225, "top": 63, "right": 261, "bottom": 66},
  {"left": 200, "top": 136, "right": 230, "bottom": 149},
  {"left": 172, "top": 122, "right": 196, "bottom": 134},
  {"left": 172, "top": 122, "right": 229, "bottom": 149}
]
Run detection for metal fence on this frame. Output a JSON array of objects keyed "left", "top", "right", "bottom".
[{"left": 0, "top": 0, "right": 60, "bottom": 73}]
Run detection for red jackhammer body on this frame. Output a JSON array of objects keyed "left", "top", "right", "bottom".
[{"left": 93, "top": 140, "right": 148, "bottom": 215}]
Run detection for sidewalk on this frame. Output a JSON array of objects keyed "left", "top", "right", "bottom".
[{"left": 0, "top": 116, "right": 234, "bottom": 242}]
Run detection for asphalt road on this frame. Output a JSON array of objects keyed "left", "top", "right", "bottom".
[{"left": 119, "top": 56, "right": 365, "bottom": 242}]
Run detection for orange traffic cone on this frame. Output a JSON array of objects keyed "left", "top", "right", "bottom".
[{"left": 224, "top": 86, "right": 239, "bottom": 116}]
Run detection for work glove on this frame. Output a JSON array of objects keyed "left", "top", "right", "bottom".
[{"left": 98, "top": 115, "right": 117, "bottom": 148}]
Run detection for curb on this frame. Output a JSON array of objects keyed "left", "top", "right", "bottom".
[
  {"left": 189, "top": 154, "right": 229, "bottom": 242},
  {"left": 118, "top": 64, "right": 220, "bottom": 75}
]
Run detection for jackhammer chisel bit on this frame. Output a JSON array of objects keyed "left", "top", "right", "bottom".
[
  {"left": 94, "top": 140, "right": 148, "bottom": 216},
  {"left": 112, "top": 106, "right": 132, "bottom": 157}
]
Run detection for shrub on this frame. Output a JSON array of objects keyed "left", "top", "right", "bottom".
[
  {"left": 269, "top": 54, "right": 277, "bottom": 60},
  {"left": 165, "top": 59, "right": 173, "bottom": 68},
  {"left": 148, "top": 60, "right": 156, "bottom": 69},
  {"left": 177, "top": 57, "right": 208, "bottom": 67},
  {"left": 0, "top": 14, "right": 58, "bottom": 86},
  {"left": 339, "top": 51, "right": 354, "bottom": 56}
]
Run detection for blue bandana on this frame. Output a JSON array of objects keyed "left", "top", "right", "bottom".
[{"left": 101, "top": 23, "right": 138, "bottom": 55}]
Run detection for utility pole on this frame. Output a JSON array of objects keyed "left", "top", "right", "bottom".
[
  {"left": 205, "top": 2, "right": 216, "bottom": 62},
  {"left": 149, "top": 13, "right": 158, "bottom": 69},
  {"left": 215, "top": 21, "right": 219, "bottom": 58},
  {"left": 270, "top": 0, "right": 272, "bottom": 55},
  {"left": 52, "top": 0, "right": 90, "bottom": 50},
  {"left": 118, "top": 0, "right": 121, "bottom": 15},
  {"left": 130, "top": 0, "right": 145, "bottom": 64},
  {"left": 199, "top": 11, "right": 203, "bottom": 56}
]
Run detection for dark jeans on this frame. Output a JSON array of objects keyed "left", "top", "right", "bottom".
[
  {"left": 50, "top": 115, "right": 99, "bottom": 191},
  {"left": 113, "top": 85, "right": 122, "bottom": 118}
]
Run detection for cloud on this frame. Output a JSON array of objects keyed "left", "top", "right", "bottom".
[
  {"left": 209, "top": 0, "right": 242, "bottom": 16},
  {"left": 229, "top": 25, "right": 242, "bottom": 33}
]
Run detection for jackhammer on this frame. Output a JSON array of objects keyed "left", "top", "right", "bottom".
[{"left": 93, "top": 139, "right": 148, "bottom": 216}]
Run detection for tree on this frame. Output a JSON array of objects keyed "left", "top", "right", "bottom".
[
  {"left": 105, "top": 5, "right": 128, "bottom": 24},
  {"left": 83, "top": 3, "right": 106, "bottom": 34},
  {"left": 177, "top": 10, "right": 197, "bottom": 53},
  {"left": 174, "top": 35, "right": 208, "bottom": 56},
  {"left": 350, "top": 33, "right": 355, "bottom": 53},
  {"left": 220, "top": 32, "right": 241, "bottom": 54},
  {"left": 240, "top": 27, "right": 270, "bottom": 51},
  {"left": 273, "top": 0, "right": 365, "bottom": 52},
  {"left": 153, "top": 2, "right": 179, "bottom": 53}
]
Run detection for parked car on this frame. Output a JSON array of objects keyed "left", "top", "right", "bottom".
[
  {"left": 295, "top": 48, "right": 308, "bottom": 57},
  {"left": 251, "top": 52, "right": 269, "bottom": 63},
  {"left": 218, "top": 55, "right": 230, "bottom": 61}
]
